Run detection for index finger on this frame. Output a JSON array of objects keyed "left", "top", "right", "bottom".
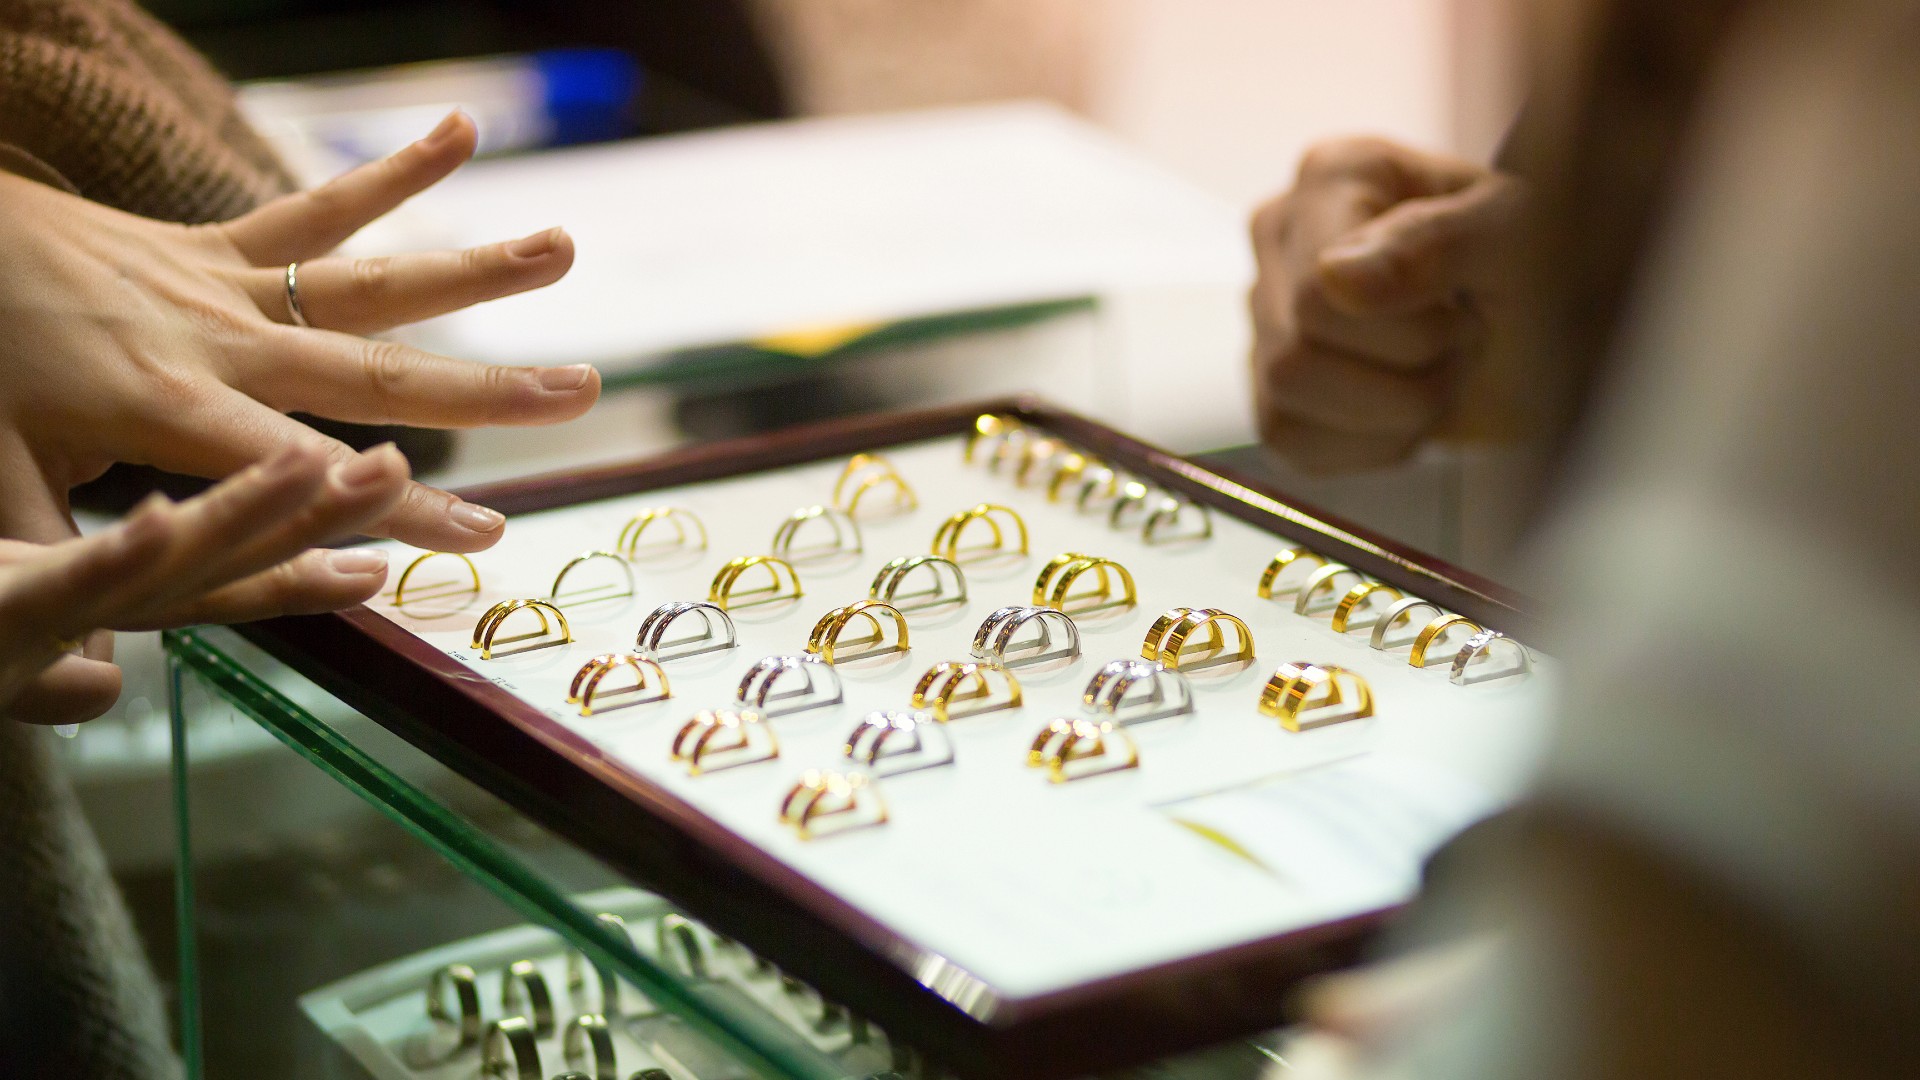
[{"left": 216, "top": 110, "right": 478, "bottom": 266}]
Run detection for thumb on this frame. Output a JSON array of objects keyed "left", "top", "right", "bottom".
[{"left": 1316, "top": 176, "right": 1522, "bottom": 315}]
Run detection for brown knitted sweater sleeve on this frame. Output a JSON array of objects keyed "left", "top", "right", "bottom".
[{"left": 0, "top": 0, "right": 296, "bottom": 222}]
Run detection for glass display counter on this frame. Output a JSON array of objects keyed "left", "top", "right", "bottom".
[{"left": 165, "top": 625, "right": 1292, "bottom": 1080}]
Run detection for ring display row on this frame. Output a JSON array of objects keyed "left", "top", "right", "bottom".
[
  {"left": 419, "top": 906, "right": 922, "bottom": 1079},
  {"left": 962, "top": 414, "right": 1215, "bottom": 545}
]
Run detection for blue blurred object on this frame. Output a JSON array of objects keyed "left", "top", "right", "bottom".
[{"left": 536, "top": 48, "right": 644, "bottom": 145}]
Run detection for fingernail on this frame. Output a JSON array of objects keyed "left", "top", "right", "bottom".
[
  {"left": 425, "top": 109, "right": 466, "bottom": 147},
  {"left": 325, "top": 548, "right": 388, "bottom": 575},
  {"left": 450, "top": 501, "right": 506, "bottom": 533},
  {"left": 537, "top": 364, "right": 594, "bottom": 392},
  {"left": 508, "top": 227, "right": 562, "bottom": 259},
  {"left": 334, "top": 443, "right": 399, "bottom": 491}
]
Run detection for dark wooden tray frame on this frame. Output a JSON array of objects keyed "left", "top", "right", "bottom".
[{"left": 237, "top": 397, "right": 1534, "bottom": 1079}]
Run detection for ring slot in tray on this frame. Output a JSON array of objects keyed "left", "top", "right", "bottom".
[{"left": 242, "top": 399, "right": 1550, "bottom": 1079}]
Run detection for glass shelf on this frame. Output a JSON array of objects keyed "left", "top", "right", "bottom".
[{"left": 165, "top": 624, "right": 1289, "bottom": 1079}]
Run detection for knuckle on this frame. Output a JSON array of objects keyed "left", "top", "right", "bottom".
[
  {"left": 1297, "top": 136, "right": 1395, "bottom": 183},
  {"left": 1249, "top": 193, "right": 1292, "bottom": 241},
  {"left": 350, "top": 256, "right": 396, "bottom": 296},
  {"left": 359, "top": 340, "right": 419, "bottom": 418},
  {"left": 301, "top": 183, "right": 350, "bottom": 228}
]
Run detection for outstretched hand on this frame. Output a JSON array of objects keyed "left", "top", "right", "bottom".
[
  {"left": 0, "top": 110, "right": 600, "bottom": 551},
  {"left": 0, "top": 441, "right": 412, "bottom": 725}
]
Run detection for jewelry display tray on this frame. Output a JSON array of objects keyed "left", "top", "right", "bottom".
[{"left": 239, "top": 399, "right": 1554, "bottom": 1079}]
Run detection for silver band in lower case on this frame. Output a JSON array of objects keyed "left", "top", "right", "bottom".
[
  {"left": 424, "top": 962, "right": 483, "bottom": 1047},
  {"left": 500, "top": 959, "right": 555, "bottom": 1037},
  {"left": 566, "top": 912, "right": 635, "bottom": 1018},
  {"left": 481, "top": 1016, "right": 543, "bottom": 1080},
  {"left": 563, "top": 1013, "right": 618, "bottom": 1080},
  {"left": 284, "top": 262, "right": 310, "bottom": 327}
]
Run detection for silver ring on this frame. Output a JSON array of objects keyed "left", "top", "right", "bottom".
[
  {"left": 284, "top": 262, "right": 310, "bottom": 327},
  {"left": 424, "top": 962, "right": 482, "bottom": 1047},
  {"left": 562, "top": 1013, "right": 618, "bottom": 1080},
  {"left": 481, "top": 1016, "right": 543, "bottom": 1080},
  {"left": 500, "top": 959, "right": 555, "bottom": 1037}
]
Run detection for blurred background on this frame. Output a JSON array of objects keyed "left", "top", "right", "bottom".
[
  {"left": 66, "top": 3, "right": 1530, "bottom": 1076},
  {"left": 141, "top": 0, "right": 1526, "bottom": 559}
]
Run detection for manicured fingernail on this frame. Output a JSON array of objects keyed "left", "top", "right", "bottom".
[
  {"left": 425, "top": 110, "right": 466, "bottom": 147},
  {"left": 537, "top": 364, "right": 594, "bottom": 391},
  {"left": 334, "top": 443, "right": 399, "bottom": 491},
  {"left": 325, "top": 548, "right": 388, "bottom": 575},
  {"left": 508, "top": 227, "right": 562, "bottom": 259},
  {"left": 450, "top": 501, "right": 506, "bottom": 533}
]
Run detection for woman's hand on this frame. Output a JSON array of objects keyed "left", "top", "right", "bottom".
[
  {"left": 1248, "top": 137, "right": 1522, "bottom": 472},
  {"left": 0, "top": 110, "right": 599, "bottom": 551},
  {"left": 1, "top": 440, "right": 412, "bottom": 725}
]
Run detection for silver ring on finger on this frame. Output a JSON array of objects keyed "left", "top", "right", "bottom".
[{"left": 284, "top": 261, "right": 310, "bottom": 327}]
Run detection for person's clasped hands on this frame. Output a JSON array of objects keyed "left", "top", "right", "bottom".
[
  {"left": 0, "top": 111, "right": 600, "bottom": 725},
  {"left": 1248, "top": 136, "right": 1524, "bottom": 472}
]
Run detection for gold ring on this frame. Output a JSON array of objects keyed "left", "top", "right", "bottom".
[
  {"left": 284, "top": 262, "right": 310, "bottom": 327},
  {"left": 1026, "top": 717, "right": 1140, "bottom": 783},
  {"left": 777, "top": 769, "right": 889, "bottom": 840},
  {"left": 392, "top": 551, "right": 481, "bottom": 613},
  {"left": 1033, "top": 553, "right": 1136, "bottom": 613},
  {"left": 962, "top": 413, "right": 1016, "bottom": 463},
  {"left": 1258, "top": 662, "right": 1375, "bottom": 732},
  {"left": 708, "top": 554, "right": 804, "bottom": 611},
  {"left": 568, "top": 653, "right": 670, "bottom": 715},
  {"left": 471, "top": 598, "right": 572, "bottom": 659},
  {"left": 1409, "top": 613, "right": 1483, "bottom": 668},
  {"left": 931, "top": 503, "right": 1029, "bottom": 562},
  {"left": 1256, "top": 547, "right": 1329, "bottom": 599},
  {"left": 908, "top": 661, "right": 1021, "bottom": 721},
  {"left": 1329, "top": 582, "right": 1403, "bottom": 634},
  {"left": 832, "top": 453, "right": 917, "bottom": 517},
  {"left": 670, "top": 710, "right": 780, "bottom": 777},
  {"left": 615, "top": 506, "right": 707, "bottom": 557},
  {"left": 1149, "top": 608, "right": 1256, "bottom": 672},
  {"left": 804, "top": 600, "right": 909, "bottom": 664}
]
